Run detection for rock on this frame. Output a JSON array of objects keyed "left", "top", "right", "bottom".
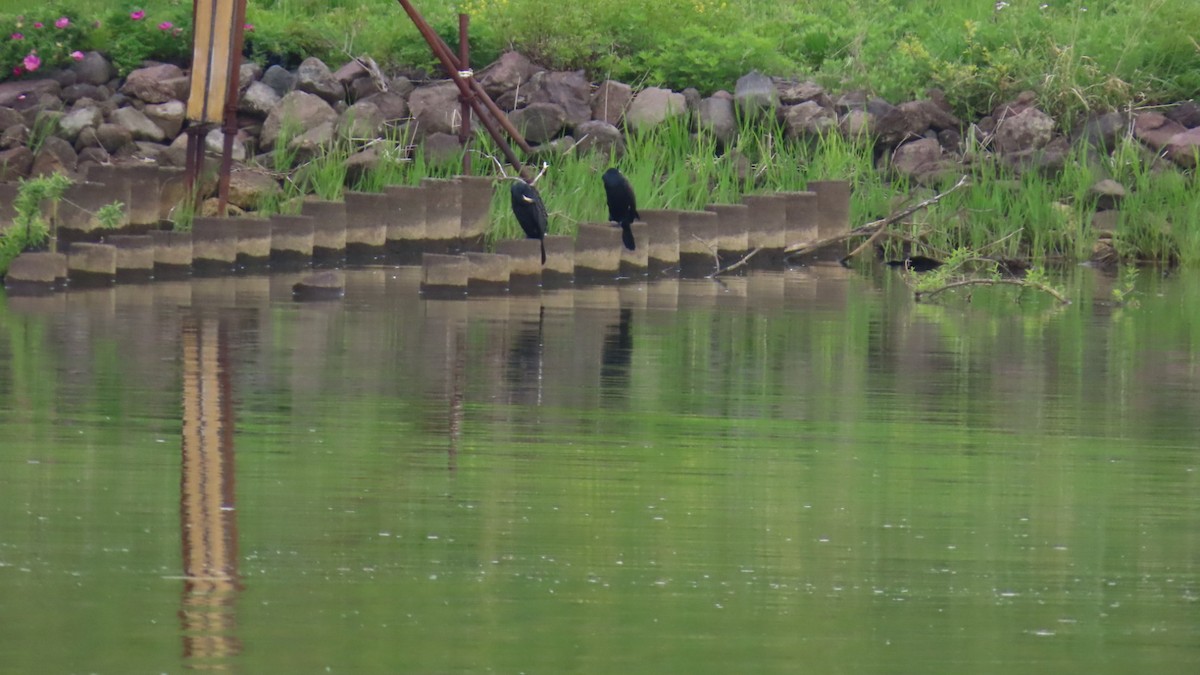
[
  {"left": 992, "top": 90, "right": 1039, "bottom": 120},
  {"left": 71, "top": 52, "right": 115, "bottom": 87},
  {"left": 293, "top": 270, "right": 345, "bottom": 301},
  {"left": 897, "top": 99, "right": 961, "bottom": 136},
  {"left": 776, "top": 79, "right": 830, "bottom": 107},
  {"left": 422, "top": 132, "right": 463, "bottom": 166},
  {"left": 682, "top": 87, "right": 702, "bottom": 112},
  {"left": 408, "top": 81, "right": 462, "bottom": 136},
  {"left": 992, "top": 106, "right": 1055, "bottom": 154},
  {"left": 1165, "top": 101, "right": 1200, "bottom": 129},
  {"left": 61, "top": 83, "right": 103, "bottom": 105},
  {"left": 261, "top": 91, "right": 339, "bottom": 150},
  {"left": 478, "top": 51, "right": 541, "bottom": 105},
  {"left": 295, "top": 57, "right": 345, "bottom": 104},
  {"left": 0, "top": 107, "right": 23, "bottom": 131},
  {"left": 573, "top": 120, "right": 624, "bottom": 157},
  {"left": 624, "top": 87, "right": 687, "bottom": 132},
  {"left": 31, "top": 136, "right": 78, "bottom": 176},
  {"left": 1133, "top": 112, "right": 1187, "bottom": 152},
  {"left": 508, "top": 102, "right": 566, "bottom": 144},
  {"left": 891, "top": 138, "right": 943, "bottom": 177},
  {"left": 591, "top": 80, "right": 633, "bottom": 127},
  {"left": 261, "top": 65, "right": 296, "bottom": 97},
  {"left": 0, "top": 79, "right": 61, "bottom": 108},
  {"left": 4, "top": 252, "right": 67, "bottom": 290},
  {"left": 0, "top": 146, "right": 34, "bottom": 181},
  {"left": 287, "top": 121, "right": 335, "bottom": 161},
  {"left": 938, "top": 128, "right": 962, "bottom": 152},
  {"left": 1077, "top": 111, "right": 1128, "bottom": 152},
  {"left": 120, "top": 64, "right": 187, "bottom": 103},
  {"left": 144, "top": 100, "right": 185, "bottom": 139},
  {"left": 344, "top": 146, "right": 381, "bottom": 186},
  {"left": 782, "top": 101, "right": 837, "bottom": 138},
  {"left": 1002, "top": 136, "right": 1070, "bottom": 176},
  {"left": 132, "top": 142, "right": 169, "bottom": 162},
  {"left": 240, "top": 81, "right": 282, "bottom": 118},
  {"left": 527, "top": 70, "right": 591, "bottom": 129},
  {"left": 226, "top": 168, "right": 283, "bottom": 210},
  {"left": 56, "top": 106, "right": 103, "bottom": 143},
  {"left": 206, "top": 128, "right": 248, "bottom": 162},
  {"left": 53, "top": 70, "right": 78, "bottom": 88},
  {"left": 93, "top": 123, "right": 133, "bottom": 154},
  {"left": 78, "top": 146, "right": 111, "bottom": 166},
  {"left": 334, "top": 60, "right": 368, "bottom": 86},
  {"left": 835, "top": 91, "right": 868, "bottom": 114},
  {"left": 1089, "top": 179, "right": 1127, "bottom": 211},
  {"left": 734, "top": 71, "right": 778, "bottom": 116},
  {"left": 872, "top": 104, "right": 913, "bottom": 145},
  {"left": 362, "top": 90, "right": 409, "bottom": 122},
  {"left": 110, "top": 107, "right": 166, "bottom": 142},
  {"left": 1, "top": 124, "right": 27, "bottom": 149},
  {"left": 337, "top": 101, "right": 386, "bottom": 140},
  {"left": 348, "top": 76, "right": 382, "bottom": 102},
  {"left": 389, "top": 76, "right": 415, "bottom": 97},
  {"left": 239, "top": 62, "right": 263, "bottom": 91},
  {"left": 697, "top": 96, "right": 737, "bottom": 145},
  {"left": 1166, "top": 127, "right": 1200, "bottom": 168},
  {"left": 199, "top": 199, "right": 246, "bottom": 218},
  {"left": 840, "top": 109, "right": 874, "bottom": 138}
]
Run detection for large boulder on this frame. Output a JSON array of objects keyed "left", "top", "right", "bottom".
[
  {"left": 697, "top": 96, "right": 737, "bottom": 146},
  {"left": 1133, "top": 112, "right": 1188, "bottom": 152},
  {"left": 0, "top": 107, "right": 23, "bottom": 132},
  {"left": 0, "top": 79, "right": 61, "bottom": 108},
  {"left": 295, "top": 57, "right": 345, "bottom": 104},
  {"left": 573, "top": 120, "right": 624, "bottom": 157},
  {"left": 782, "top": 101, "right": 837, "bottom": 139},
  {"left": 508, "top": 102, "right": 566, "bottom": 144},
  {"left": 734, "top": 71, "right": 778, "bottom": 116},
  {"left": 204, "top": 128, "right": 249, "bottom": 162},
  {"left": 992, "top": 106, "right": 1055, "bottom": 154},
  {"left": 1076, "top": 111, "right": 1128, "bottom": 153},
  {"left": 110, "top": 107, "right": 167, "bottom": 142},
  {"left": 31, "top": 136, "right": 78, "bottom": 177},
  {"left": 120, "top": 64, "right": 188, "bottom": 104},
  {"left": 261, "top": 65, "right": 296, "bottom": 97},
  {"left": 57, "top": 106, "right": 103, "bottom": 143},
  {"left": 0, "top": 146, "right": 34, "bottom": 181},
  {"left": 891, "top": 138, "right": 943, "bottom": 177},
  {"left": 337, "top": 101, "right": 386, "bottom": 140},
  {"left": 408, "top": 81, "right": 462, "bottom": 136},
  {"left": 1165, "top": 101, "right": 1200, "bottom": 129},
  {"left": 362, "top": 90, "right": 409, "bottom": 122},
  {"left": 71, "top": 52, "right": 115, "bottom": 86},
  {"left": 624, "top": 87, "right": 687, "bottom": 132},
  {"left": 261, "top": 91, "right": 339, "bottom": 150},
  {"left": 144, "top": 100, "right": 185, "bottom": 139},
  {"left": 1166, "top": 127, "right": 1200, "bottom": 168},
  {"left": 777, "top": 79, "right": 833, "bottom": 108},
  {"left": 527, "top": 70, "right": 592, "bottom": 129},
  {"left": 240, "top": 81, "right": 282, "bottom": 118},
  {"left": 591, "top": 80, "right": 633, "bottom": 127},
  {"left": 478, "top": 51, "right": 541, "bottom": 106},
  {"left": 227, "top": 168, "right": 283, "bottom": 210},
  {"left": 897, "top": 99, "right": 961, "bottom": 137}
]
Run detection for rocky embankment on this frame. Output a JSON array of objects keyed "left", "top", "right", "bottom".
[{"left": 1, "top": 50, "right": 1198, "bottom": 215}]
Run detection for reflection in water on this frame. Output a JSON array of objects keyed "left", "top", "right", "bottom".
[
  {"left": 600, "top": 308, "right": 634, "bottom": 403},
  {"left": 506, "top": 305, "right": 545, "bottom": 405},
  {"left": 179, "top": 312, "right": 242, "bottom": 668}
]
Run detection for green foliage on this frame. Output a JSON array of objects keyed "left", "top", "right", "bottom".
[
  {"left": 0, "top": 173, "right": 72, "bottom": 277},
  {"left": 1110, "top": 264, "right": 1140, "bottom": 307},
  {"left": 0, "top": 8, "right": 89, "bottom": 78},
  {"left": 83, "top": 4, "right": 192, "bottom": 75},
  {"left": 96, "top": 202, "right": 124, "bottom": 229}
]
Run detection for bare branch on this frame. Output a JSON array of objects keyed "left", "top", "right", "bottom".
[
  {"left": 915, "top": 278, "right": 1071, "bottom": 305},
  {"left": 840, "top": 175, "right": 970, "bottom": 264},
  {"left": 708, "top": 247, "right": 762, "bottom": 278},
  {"left": 688, "top": 233, "right": 720, "bottom": 273}
]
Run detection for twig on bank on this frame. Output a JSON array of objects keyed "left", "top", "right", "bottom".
[
  {"left": 688, "top": 233, "right": 720, "bottom": 273},
  {"left": 840, "top": 175, "right": 970, "bottom": 264},
  {"left": 708, "top": 247, "right": 763, "bottom": 278},
  {"left": 914, "top": 278, "right": 1071, "bottom": 305}
]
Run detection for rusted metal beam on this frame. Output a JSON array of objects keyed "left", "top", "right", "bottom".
[
  {"left": 216, "top": 0, "right": 250, "bottom": 216},
  {"left": 458, "top": 13, "right": 471, "bottom": 174}
]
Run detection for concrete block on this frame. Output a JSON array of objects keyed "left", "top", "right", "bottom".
[
  {"left": 85, "top": 164, "right": 172, "bottom": 227},
  {"left": 619, "top": 222, "right": 649, "bottom": 277},
  {"left": 3, "top": 252, "right": 67, "bottom": 294},
  {"left": 293, "top": 270, "right": 345, "bottom": 301},
  {"left": 420, "top": 178, "right": 462, "bottom": 253},
  {"left": 574, "top": 223, "right": 622, "bottom": 282},
  {"left": 458, "top": 175, "right": 495, "bottom": 248},
  {"left": 465, "top": 252, "right": 511, "bottom": 295},
  {"left": 191, "top": 217, "right": 239, "bottom": 274},
  {"left": 705, "top": 203, "right": 749, "bottom": 265},
  {"left": 234, "top": 217, "right": 272, "bottom": 270},
  {"left": 384, "top": 184, "right": 427, "bottom": 264},
  {"left": 342, "top": 191, "right": 389, "bottom": 262},
  {"left": 780, "top": 191, "right": 818, "bottom": 250},
  {"left": 67, "top": 242, "right": 117, "bottom": 286},
  {"left": 639, "top": 208, "right": 681, "bottom": 272},
  {"left": 300, "top": 199, "right": 347, "bottom": 266},
  {"left": 495, "top": 238, "right": 543, "bottom": 292},
  {"left": 102, "top": 234, "right": 155, "bottom": 281},
  {"left": 420, "top": 252, "right": 469, "bottom": 298},
  {"left": 269, "top": 214, "right": 314, "bottom": 270},
  {"left": 151, "top": 230, "right": 192, "bottom": 278},
  {"left": 57, "top": 181, "right": 131, "bottom": 246},
  {"left": 742, "top": 194, "right": 787, "bottom": 266},
  {"left": 677, "top": 210, "right": 718, "bottom": 277},
  {"left": 807, "top": 180, "right": 851, "bottom": 239}
]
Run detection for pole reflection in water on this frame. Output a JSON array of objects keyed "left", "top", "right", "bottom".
[
  {"left": 506, "top": 305, "right": 546, "bottom": 405},
  {"left": 179, "top": 311, "right": 243, "bottom": 668},
  {"left": 600, "top": 307, "right": 634, "bottom": 403}
]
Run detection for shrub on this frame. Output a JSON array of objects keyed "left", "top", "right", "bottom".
[
  {"left": 83, "top": 5, "right": 192, "bottom": 75},
  {"left": 0, "top": 11, "right": 89, "bottom": 79}
]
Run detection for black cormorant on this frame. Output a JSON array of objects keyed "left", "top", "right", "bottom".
[{"left": 601, "top": 168, "right": 638, "bottom": 251}]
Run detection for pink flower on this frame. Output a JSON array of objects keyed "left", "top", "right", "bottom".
[
  {"left": 130, "top": 10, "right": 145, "bottom": 21},
  {"left": 33, "top": 22, "right": 43, "bottom": 29},
  {"left": 245, "top": 23, "right": 254, "bottom": 31},
  {"left": 158, "top": 21, "right": 173, "bottom": 31},
  {"left": 12, "top": 66, "right": 23, "bottom": 76},
  {"left": 11, "top": 33, "right": 23, "bottom": 40},
  {"left": 71, "top": 50, "right": 84, "bottom": 61},
  {"left": 23, "top": 53, "right": 41, "bottom": 72},
  {"left": 55, "top": 17, "right": 70, "bottom": 29}
]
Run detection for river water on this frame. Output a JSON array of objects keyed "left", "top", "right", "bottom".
[{"left": 1, "top": 265, "right": 1197, "bottom": 673}]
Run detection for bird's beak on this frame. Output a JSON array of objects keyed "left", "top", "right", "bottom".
[{"left": 521, "top": 196, "right": 535, "bottom": 203}]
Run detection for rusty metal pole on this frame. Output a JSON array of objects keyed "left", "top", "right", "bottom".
[
  {"left": 458, "top": 13, "right": 471, "bottom": 174},
  {"left": 394, "top": 0, "right": 530, "bottom": 178},
  {"left": 216, "top": 0, "right": 250, "bottom": 216}
]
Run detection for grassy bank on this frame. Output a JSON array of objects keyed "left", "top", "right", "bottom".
[{"left": 6, "top": 1, "right": 1200, "bottom": 123}]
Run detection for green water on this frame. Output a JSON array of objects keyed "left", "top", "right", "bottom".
[{"left": 0, "top": 267, "right": 1197, "bottom": 674}]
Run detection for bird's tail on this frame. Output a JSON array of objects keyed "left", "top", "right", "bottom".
[
  {"left": 540, "top": 238, "right": 547, "bottom": 264},
  {"left": 620, "top": 220, "right": 636, "bottom": 251}
]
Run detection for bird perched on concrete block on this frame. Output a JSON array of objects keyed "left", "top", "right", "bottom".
[
  {"left": 602, "top": 168, "right": 638, "bottom": 251},
  {"left": 510, "top": 179, "right": 547, "bottom": 264}
]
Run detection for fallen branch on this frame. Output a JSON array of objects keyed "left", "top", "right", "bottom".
[
  {"left": 914, "top": 278, "right": 1071, "bottom": 305},
  {"left": 688, "top": 233, "right": 720, "bottom": 273},
  {"left": 708, "top": 247, "right": 762, "bottom": 278},
  {"left": 841, "top": 175, "right": 970, "bottom": 264}
]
